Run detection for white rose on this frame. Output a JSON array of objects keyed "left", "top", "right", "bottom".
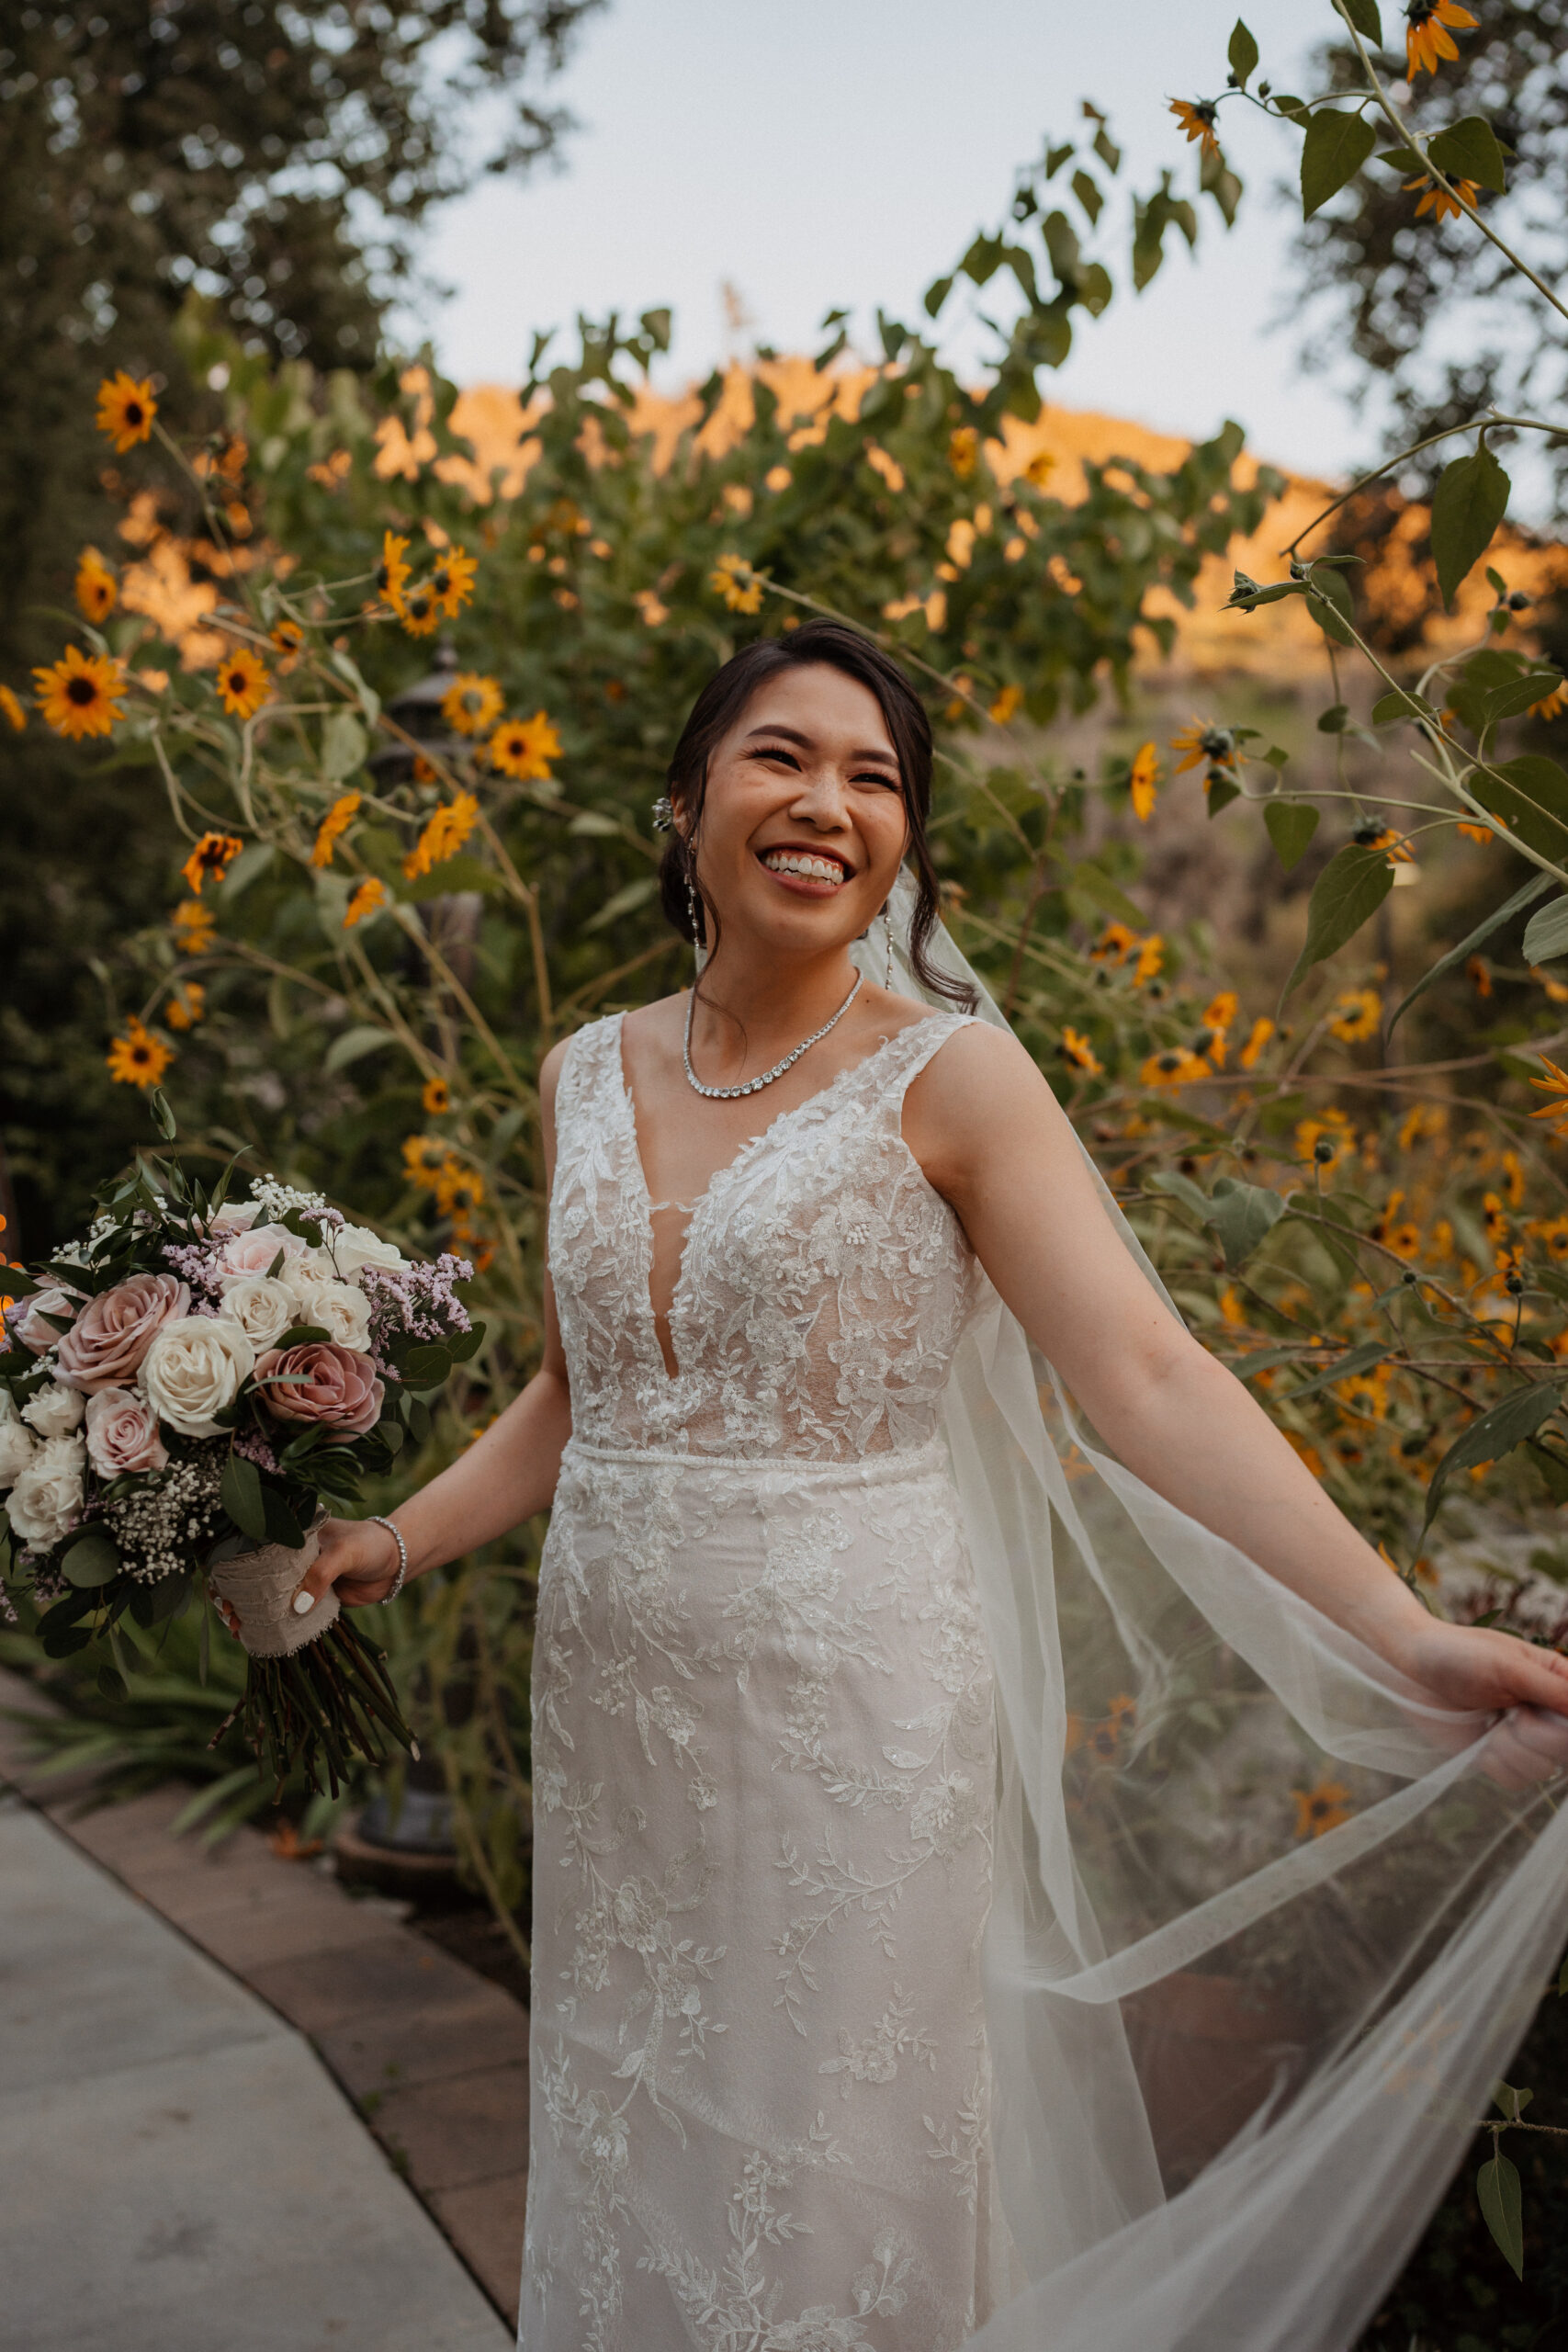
[
  {"left": 8, "top": 1433, "right": 86, "bottom": 1549},
  {"left": 139, "top": 1316, "right": 255, "bottom": 1438},
  {"left": 288, "top": 1278, "right": 372, "bottom": 1352},
  {"left": 328, "top": 1223, "right": 406, "bottom": 1280},
  {"left": 21, "top": 1380, "right": 86, "bottom": 1438},
  {"left": 0, "top": 1412, "right": 38, "bottom": 1489},
  {"left": 277, "top": 1247, "right": 336, "bottom": 1304},
  {"left": 218, "top": 1224, "right": 307, "bottom": 1279},
  {"left": 209, "top": 1202, "right": 260, "bottom": 1234},
  {"left": 218, "top": 1274, "right": 298, "bottom": 1351}
]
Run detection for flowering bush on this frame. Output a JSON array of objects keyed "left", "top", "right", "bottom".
[{"left": 0, "top": 1120, "right": 479, "bottom": 1791}]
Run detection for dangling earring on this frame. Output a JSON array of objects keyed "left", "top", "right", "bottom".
[
  {"left": 686, "top": 863, "right": 701, "bottom": 944},
  {"left": 884, "top": 906, "right": 895, "bottom": 990}
]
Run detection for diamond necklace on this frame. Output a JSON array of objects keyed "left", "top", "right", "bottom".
[{"left": 682, "top": 971, "right": 863, "bottom": 1101}]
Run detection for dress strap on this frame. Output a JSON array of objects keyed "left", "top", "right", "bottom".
[{"left": 864, "top": 1009, "right": 975, "bottom": 1117}]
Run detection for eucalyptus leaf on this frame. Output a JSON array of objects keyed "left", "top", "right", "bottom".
[{"left": 62, "top": 1531, "right": 122, "bottom": 1588}]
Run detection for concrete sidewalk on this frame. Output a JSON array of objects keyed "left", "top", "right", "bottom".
[{"left": 0, "top": 1791, "right": 513, "bottom": 2352}]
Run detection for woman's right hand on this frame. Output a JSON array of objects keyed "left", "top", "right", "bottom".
[{"left": 291, "top": 1514, "right": 405, "bottom": 1616}]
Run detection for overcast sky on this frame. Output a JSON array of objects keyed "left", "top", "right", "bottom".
[{"left": 412, "top": 0, "right": 1386, "bottom": 481}]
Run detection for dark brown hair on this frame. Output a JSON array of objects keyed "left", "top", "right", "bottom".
[{"left": 658, "top": 619, "right": 974, "bottom": 1009}]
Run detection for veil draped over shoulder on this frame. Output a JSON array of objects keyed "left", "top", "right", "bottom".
[{"left": 849, "top": 871, "right": 1568, "bottom": 2352}]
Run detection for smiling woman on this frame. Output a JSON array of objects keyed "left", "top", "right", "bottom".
[{"left": 296, "top": 624, "right": 1568, "bottom": 2352}]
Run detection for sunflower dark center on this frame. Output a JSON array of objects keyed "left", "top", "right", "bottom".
[
  {"left": 125, "top": 401, "right": 144, "bottom": 425},
  {"left": 66, "top": 676, "right": 96, "bottom": 704}
]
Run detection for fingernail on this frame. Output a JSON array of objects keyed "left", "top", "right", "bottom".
[{"left": 292, "top": 1591, "right": 316, "bottom": 1616}]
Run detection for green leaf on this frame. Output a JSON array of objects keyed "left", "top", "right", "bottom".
[
  {"left": 1477, "top": 2153, "right": 1524, "bottom": 2281},
  {"left": 1301, "top": 109, "right": 1378, "bottom": 220},
  {"left": 1265, "top": 802, "right": 1320, "bottom": 871},
  {"left": 1428, "top": 114, "right": 1508, "bottom": 195},
  {"left": 320, "top": 710, "right": 367, "bottom": 782},
  {"left": 1431, "top": 446, "right": 1511, "bottom": 605},
  {"left": 1371, "top": 688, "right": 1432, "bottom": 726},
  {"left": 328, "top": 649, "right": 380, "bottom": 726},
  {"left": 1070, "top": 169, "right": 1102, "bottom": 226},
  {"left": 399, "top": 1342, "right": 454, "bottom": 1385},
  {"left": 1228, "top": 19, "right": 1259, "bottom": 83},
  {"left": 398, "top": 855, "right": 505, "bottom": 904},
  {"left": 1491, "top": 2080, "right": 1534, "bottom": 2122},
  {"left": 1281, "top": 844, "right": 1395, "bottom": 1001},
  {"left": 1339, "top": 0, "right": 1382, "bottom": 41},
  {"left": 260, "top": 1482, "right": 309, "bottom": 1550},
  {"left": 1389, "top": 870, "right": 1551, "bottom": 1032},
  {"left": 1471, "top": 752, "right": 1568, "bottom": 862},
  {"left": 1524, "top": 896, "right": 1568, "bottom": 965},
  {"left": 1207, "top": 1178, "right": 1286, "bottom": 1271},
  {"left": 1420, "top": 1382, "right": 1562, "bottom": 1544},
  {"left": 1147, "top": 1170, "right": 1210, "bottom": 1221},
  {"left": 1286, "top": 1340, "right": 1388, "bottom": 1404},
  {"left": 220, "top": 1452, "right": 267, "bottom": 1544},
  {"left": 323, "top": 1024, "right": 396, "bottom": 1075},
  {"left": 1446, "top": 649, "right": 1562, "bottom": 735},
  {"left": 61, "top": 1531, "right": 122, "bottom": 1589},
  {"left": 1306, "top": 563, "right": 1356, "bottom": 645},
  {"left": 1206, "top": 773, "right": 1242, "bottom": 817},
  {"left": 96, "top": 1663, "right": 128, "bottom": 1703},
  {"left": 1316, "top": 704, "right": 1349, "bottom": 734},
  {"left": 219, "top": 842, "right": 274, "bottom": 903},
  {"left": 583, "top": 875, "right": 659, "bottom": 934},
  {"left": 147, "top": 1087, "right": 178, "bottom": 1141}
]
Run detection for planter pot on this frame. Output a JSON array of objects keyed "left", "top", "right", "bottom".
[{"left": 208, "top": 1527, "right": 339, "bottom": 1657}]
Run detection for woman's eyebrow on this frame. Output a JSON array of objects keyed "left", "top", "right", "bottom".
[{"left": 741, "top": 723, "right": 897, "bottom": 764}]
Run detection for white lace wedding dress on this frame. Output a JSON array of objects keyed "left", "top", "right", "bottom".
[{"left": 520, "top": 1006, "right": 1018, "bottom": 2351}]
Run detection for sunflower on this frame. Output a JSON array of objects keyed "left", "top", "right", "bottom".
[
  {"left": 310, "top": 791, "right": 362, "bottom": 869},
  {"left": 1293, "top": 1780, "right": 1353, "bottom": 1840},
  {"left": 1059, "top": 1028, "right": 1104, "bottom": 1076},
  {"left": 171, "top": 899, "right": 216, "bottom": 954},
  {"left": 442, "top": 673, "right": 504, "bottom": 738},
  {"left": 1133, "top": 934, "right": 1164, "bottom": 987},
  {"left": 215, "top": 647, "right": 270, "bottom": 719},
  {"left": 164, "top": 981, "right": 206, "bottom": 1031},
  {"left": 1353, "top": 822, "right": 1416, "bottom": 864},
  {"left": 181, "top": 831, "right": 243, "bottom": 896},
  {"left": 402, "top": 1133, "right": 447, "bottom": 1187},
  {"left": 74, "top": 547, "right": 117, "bottom": 623},
  {"left": 1196, "top": 1025, "right": 1227, "bottom": 1069},
  {"left": 395, "top": 581, "right": 441, "bottom": 637},
  {"left": 33, "top": 645, "right": 127, "bottom": 740},
  {"left": 431, "top": 544, "right": 478, "bottom": 618},
  {"left": 376, "top": 530, "right": 412, "bottom": 606},
  {"left": 1203, "top": 990, "right": 1239, "bottom": 1033},
  {"left": 269, "top": 619, "right": 305, "bottom": 673},
  {"left": 1465, "top": 954, "right": 1494, "bottom": 1000},
  {"left": 1168, "top": 98, "right": 1222, "bottom": 164},
  {"left": 1529, "top": 1056, "right": 1568, "bottom": 1136},
  {"left": 0, "top": 684, "right": 25, "bottom": 732},
  {"left": 988, "top": 683, "right": 1024, "bottom": 727},
  {"left": 1022, "top": 448, "right": 1055, "bottom": 490},
  {"left": 343, "top": 877, "right": 389, "bottom": 928},
  {"left": 948, "top": 426, "right": 979, "bottom": 480},
  {"left": 95, "top": 371, "right": 157, "bottom": 454},
  {"left": 106, "top": 1017, "right": 174, "bottom": 1090},
  {"left": 489, "top": 709, "right": 561, "bottom": 781},
  {"left": 422, "top": 1076, "right": 451, "bottom": 1115},
  {"left": 1296, "top": 1110, "right": 1357, "bottom": 1170},
  {"left": 1404, "top": 0, "right": 1475, "bottom": 79},
  {"left": 1090, "top": 920, "right": 1138, "bottom": 966},
  {"left": 1238, "top": 1015, "right": 1275, "bottom": 1069},
  {"left": 1529, "top": 673, "right": 1568, "bottom": 722},
  {"left": 403, "top": 791, "right": 480, "bottom": 879},
  {"left": 1140, "top": 1047, "right": 1212, "bottom": 1088},
  {"left": 1457, "top": 820, "right": 1495, "bottom": 843},
  {"left": 709, "top": 552, "right": 763, "bottom": 615},
  {"left": 1327, "top": 987, "right": 1382, "bottom": 1044},
  {"left": 1128, "top": 741, "right": 1161, "bottom": 822},
  {"left": 1404, "top": 171, "right": 1480, "bottom": 221},
  {"left": 1171, "top": 717, "right": 1236, "bottom": 775}
]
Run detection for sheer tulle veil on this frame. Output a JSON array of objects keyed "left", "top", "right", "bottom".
[{"left": 844, "top": 870, "right": 1568, "bottom": 2352}]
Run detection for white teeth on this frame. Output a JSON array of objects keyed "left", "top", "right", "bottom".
[{"left": 761, "top": 851, "right": 847, "bottom": 884}]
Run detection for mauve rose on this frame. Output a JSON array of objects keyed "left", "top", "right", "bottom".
[
  {"left": 12, "top": 1284, "right": 82, "bottom": 1354},
  {"left": 219, "top": 1225, "right": 306, "bottom": 1278},
  {"left": 55, "top": 1273, "right": 189, "bottom": 1392},
  {"left": 254, "top": 1340, "right": 383, "bottom": 1436},
  {"left": 85, "top": 1386, "right": 170, "bottom": 1477}
]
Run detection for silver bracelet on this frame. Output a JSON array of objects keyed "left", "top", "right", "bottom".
[{"left": 365, "top": 1514, "right": 408, "bottom": 1604}]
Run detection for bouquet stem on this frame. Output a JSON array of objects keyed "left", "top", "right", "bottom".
[{"left": 216, "top": 1614, "right": 417, "bottom": 1797}]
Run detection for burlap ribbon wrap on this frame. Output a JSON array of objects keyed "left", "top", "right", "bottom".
[{"left": 208, "top": 1527, "right": 339, "bottom": 1658}]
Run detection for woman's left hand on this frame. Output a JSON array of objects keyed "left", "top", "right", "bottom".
[{"left": 1394, "top": 1617, "right": 1568, "bottom": 1788}]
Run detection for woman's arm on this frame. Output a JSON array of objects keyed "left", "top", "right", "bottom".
[
  {"left": 293, "top": 1040, "right": 574, "bottom": 1612},
  {"left": 907, "top": 1023, "right": 1568, "bottom": 1758}
]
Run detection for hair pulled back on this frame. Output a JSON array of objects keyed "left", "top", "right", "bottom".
[{"left": 658, "top": 619, "right": 973, "bottom": 1009}]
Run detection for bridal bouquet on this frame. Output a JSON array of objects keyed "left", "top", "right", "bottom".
[{"left": 0, "top": 1127, "right": 480, "bottom": 1792}]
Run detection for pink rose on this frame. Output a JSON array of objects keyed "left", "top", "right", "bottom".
[
  {"left": 219, "top": 1225, "right": 306, "bottom": 1278},
  {"left": 254, "top": 1340, "right": 383, "bottom": 1437},
  {"left": 85, "top": 1386, "right": 170, "bottom": 1476},
  {"left": 55, "top": 1273, "right": 189, "bottom": 1392},
  {"left": 10, "top": 1284, "right": 82, "bottom": 1354}
]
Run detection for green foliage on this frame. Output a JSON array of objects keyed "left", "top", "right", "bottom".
[
  {"left": 1431, "top": 446, "right": 1513, "bottom": 605},
  {"left": 1478, "top": 2150, "right": 1526, "bottom": 2282},
  {"left": 1301, "top": 109, "right": 1379, "bottom": 218},
  {"left": 1281, "top": 844, "right": 1394, "bottom": 1001}
]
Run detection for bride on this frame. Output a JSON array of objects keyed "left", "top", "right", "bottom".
[{"left": 299, "top": 621, "right": 1568, "bottom": 2352}]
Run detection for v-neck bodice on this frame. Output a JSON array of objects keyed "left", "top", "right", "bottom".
[{"left": 547, "top": 1007, "right": 977, "bottom": 1461}]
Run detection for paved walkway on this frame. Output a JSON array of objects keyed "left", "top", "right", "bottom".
[{"left": 0, "top": 1670, "right": 519, "bottom": 2352}]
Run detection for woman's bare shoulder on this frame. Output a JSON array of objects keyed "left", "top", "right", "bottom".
[{"left": 904, "top": 1018, "right": 1074, "bottom": 1192}]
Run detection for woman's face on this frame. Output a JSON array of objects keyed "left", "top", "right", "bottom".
[{"left": 680, "top": 663, "right": 910, "bottom": 969}]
